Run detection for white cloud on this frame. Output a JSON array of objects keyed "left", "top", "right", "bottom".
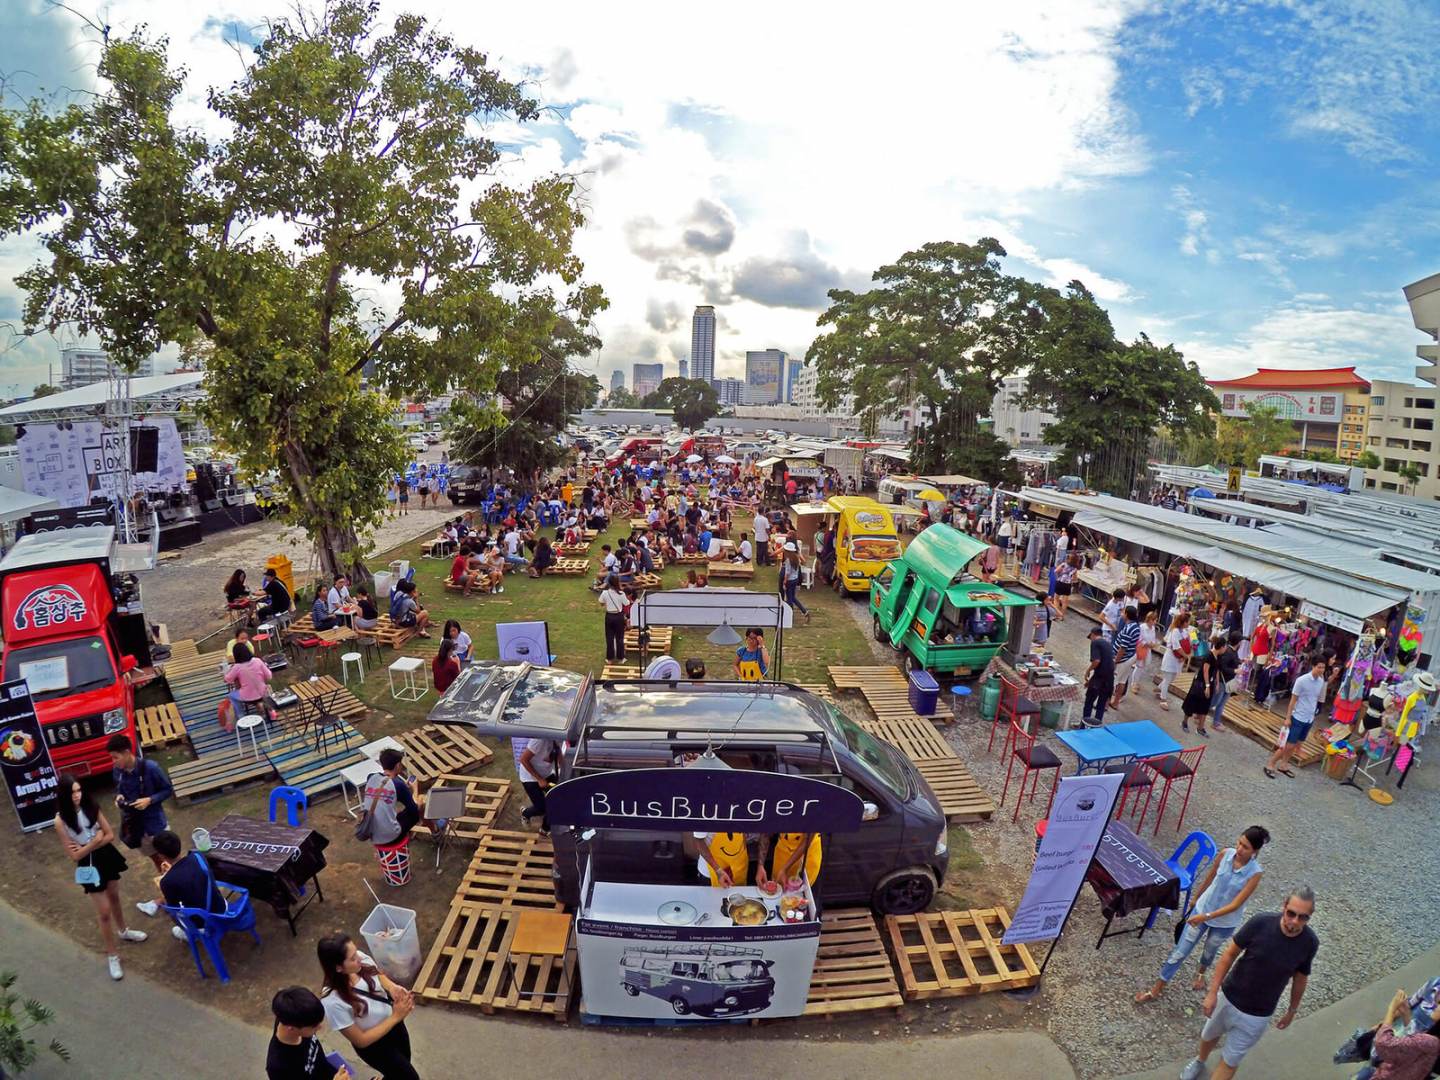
[{"left": 1172, "top": 185, "right": 1211, "bottom": 258}]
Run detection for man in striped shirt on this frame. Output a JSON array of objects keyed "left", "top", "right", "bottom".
[{"left": 1109, "top": 606, "right": 1142, "bottom": 711}]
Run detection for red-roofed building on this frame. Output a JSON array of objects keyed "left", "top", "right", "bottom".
[{"left": 1206, "top": 367, "right": 1372, "bottom": 460}]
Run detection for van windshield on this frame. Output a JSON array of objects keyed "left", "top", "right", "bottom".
[
  {"left": 823, "top": 705, "right": 908, "bottom": 798},
  {"left": 4, "top": 636, "right": 115, "bottom": 702}
]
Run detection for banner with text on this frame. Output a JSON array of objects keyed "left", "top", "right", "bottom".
[
  {"left": 17, "top": 419, "right": 187, "bottom": 508},
  {"left": 0, "top": 680, "right": 59, "bottom": 833},
  {"left": 1001, "top": 772, "right": 1123, "bottom": 946}
]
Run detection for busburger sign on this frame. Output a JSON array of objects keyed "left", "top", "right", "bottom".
[{"left": 544, "top": 768, "right": 865, "bottom": 833}]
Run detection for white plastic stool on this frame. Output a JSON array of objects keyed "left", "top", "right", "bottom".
[
  {"left": 340, "top": 651, "right": 365, "bottom": 685},
  {"left": 235, "top": 714, "right": 271, "bottom": 759}
]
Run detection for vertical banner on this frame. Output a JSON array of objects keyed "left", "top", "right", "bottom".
[
  {"left": 1001, "top": 772, "right": 1123, "bottom": 946},
  {"left": 0, "top": 680, "right": 59, "bottom": 832}
]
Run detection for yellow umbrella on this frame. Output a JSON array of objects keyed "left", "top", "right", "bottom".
[{"left": 916, "top": 488, "right": 945, "bottom": 501}]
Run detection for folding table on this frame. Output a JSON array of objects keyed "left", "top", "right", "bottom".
[
  {"left": 1105, "top": 720, "right": 1184, "bottom": 761},
  {"left": 1055, "top": 727, "right": 1135, "bottom": 774}
]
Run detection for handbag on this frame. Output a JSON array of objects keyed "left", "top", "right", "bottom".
[{"left": 74, "top": 852, "right": 101, "bottom": 888}]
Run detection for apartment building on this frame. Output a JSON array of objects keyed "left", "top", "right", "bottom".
[{"left": 1364, "top": 379, "right": 1440, "bottom": 498}]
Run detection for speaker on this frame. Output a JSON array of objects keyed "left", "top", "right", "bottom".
[{"left": 130, "top": 426, "right": 160, "bottom": 473}]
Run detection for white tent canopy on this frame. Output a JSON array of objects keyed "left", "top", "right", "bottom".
[{"left": 0, "top": 486, "right": 59, "bottom": 526}]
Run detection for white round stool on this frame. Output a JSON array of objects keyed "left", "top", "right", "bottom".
[
  {"left": 235, "top": 714, "right": 271, "bottom": 759},
  {"left": 341, "top": 651, "right": 365, "bottom": 685}
]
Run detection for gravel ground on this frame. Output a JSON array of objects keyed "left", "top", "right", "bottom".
[{"left": 838, "top": 591, "right": 1439, "bottom": 1079}]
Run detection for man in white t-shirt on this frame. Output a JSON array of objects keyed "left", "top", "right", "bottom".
[
  {"left": 1265, "top": 657, "right": 1327, "bottom": 778},
  {"left": 503, "top": 527, "right": 527, "bottom": 569},
  {"left": 753, "top": 511, "right": 771, "bottom": 565},
  {"left": 706, "top": 534, "right": 724, "bottom": 560},
  {"left": 1100, "top": 589, "right": 1125, "bottom": 640},
  {"left": 734, "top": 533, "right": 753, "bottom": 564}
]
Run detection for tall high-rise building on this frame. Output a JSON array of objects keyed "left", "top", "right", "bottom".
[
  {"left": 691, "top": 306, "right": 716, "bottom": 384},
  {"left": 714, "top": 377, "right": 745, "bottom": 406},
  {"left": 744, "top": 349, "right": 787, "bottom": 405},
  {"left": 786, "top": 359, "right": 802, "bottom": 403},
  {"left": 632, "top": 362, "right": 664, "bottom": 400},
  {"left": 60, "top": 347, "right": 154, "bottom": 388},
  {"left": 610, "top": 369, "right": 625, "bottom": 392},
  {"left": 679, "top": 358, "right": 689, "bottom": 380}
]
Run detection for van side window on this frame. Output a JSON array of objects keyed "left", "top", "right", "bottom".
[{"left": 923, "top": 588, "right": 941, "bottom": 612}]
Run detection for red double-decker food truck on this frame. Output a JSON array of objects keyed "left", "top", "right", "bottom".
[{"left": 0, "top": 526, "right": 149, "bottom": 776}]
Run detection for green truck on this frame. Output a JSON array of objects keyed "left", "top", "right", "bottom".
[{"left": 869, "top": 524, "right": 1036, "bottom": 674}]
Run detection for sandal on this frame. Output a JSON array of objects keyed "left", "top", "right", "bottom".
[
  {"left": 1133, "top": 989, "right": 1161, "bottom": 1005},
  {"left": 1262, "top": 767, "right": 1277, "bottom": 779},
  {"left": 1279, "top": 768, "right": 1295, "bottom": 778},
  {"left": 1181, "top": 719, "right": 1189, "bottom": 731},
  {"left": 1191, "top": 976, "right": 1207, "bottom": 992}
]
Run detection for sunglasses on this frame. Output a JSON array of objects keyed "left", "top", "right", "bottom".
[{"left": 1282, "top": 909, "right": 1312, "bottom": 922}]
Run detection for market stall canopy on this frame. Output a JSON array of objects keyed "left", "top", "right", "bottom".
[
  {"left": 0, "top": 372, "right": 205, "bottom": 423},
  {"left": 920, "top": 474, "right": 985, "bottom": 488},
  {"left": 867, "top": 448, "right": 910, "bottom": 464},
  {"left": 756, "top": 456, "right": 783, "bottom": 469},
  {"left": 0, "top": 486, "right": 59, "bottom": 525}
]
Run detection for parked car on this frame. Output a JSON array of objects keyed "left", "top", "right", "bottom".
[
  {"left": 429, "top": 666, "right": 950, "bottom": 915},
  {"left": 447, "top": 464, "right": 486, "bottom": 505},
  {"left": 1055, "top": 475, "right": 1086, "bottom": 493}
]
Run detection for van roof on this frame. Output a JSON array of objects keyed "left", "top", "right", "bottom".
[
  {"left": 591, "top": 682, "right": 830, "bottom": 736},
  {"left": 0, "top": 526, "right": 115, "bottom": 573}
]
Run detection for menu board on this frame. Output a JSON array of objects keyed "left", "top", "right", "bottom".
[{"left": 0, "top": 680, "right": 59, "bottom": 832}]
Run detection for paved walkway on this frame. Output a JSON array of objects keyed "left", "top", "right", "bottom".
[{"left": 0, "top": 902, "right": 1077, "bottom": 1079}]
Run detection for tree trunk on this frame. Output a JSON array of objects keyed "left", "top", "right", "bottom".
[{"left": 281, "top": 438, "right": 369, "bottom": 583}]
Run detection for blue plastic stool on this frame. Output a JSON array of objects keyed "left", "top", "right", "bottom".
[{"left": 952, "top": 685, "right": 973, "bottom": 714}]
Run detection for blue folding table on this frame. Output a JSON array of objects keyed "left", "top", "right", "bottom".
[
  {"left": 1055, "top": 727, "right": 1135, "bottom": 774},
  {"left": 1105, "top": 720, "right": 1184, "bottom": 761}
]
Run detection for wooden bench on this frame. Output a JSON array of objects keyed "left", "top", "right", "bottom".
[{"left": 707, "top": 560, "right": 754, "bottom": 580}]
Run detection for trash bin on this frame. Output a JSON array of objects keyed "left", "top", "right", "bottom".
[
  {"left": 264, "top": 555, "right": 295, "bottom": 604},
  {"left": 373, "top": 570, "right": 394, "bottom": 599},
  {"left": 360, "top": 903, "right": 422, "bottom": 986},
  {"left": 1039, "top": 702, "right": 1064, "bottom": 730},
  {"left": 907, "top": 669, "right": 940, "bottom": 716}
]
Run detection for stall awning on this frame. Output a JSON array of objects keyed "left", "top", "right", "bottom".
[{"left": 868, "top": 448, "right": 910, "bottom": 463}]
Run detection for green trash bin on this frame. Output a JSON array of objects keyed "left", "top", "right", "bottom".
[
  {"left": 979, "top": 675, "right": 1001, "bottom": 722},
  {"left": 1039, "top": 702, "right": 1064, "bottom": 730}
]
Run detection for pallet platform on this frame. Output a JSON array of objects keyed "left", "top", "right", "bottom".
[
  {"left": 601, "top": 665, "right": 642, "bottom": 679},
  {"left": 827, "top": 665, "right": 954, "bottom": 724},
  {"left": 395, "top": 724, "right": 493, "bottom": 785},
  {"left": 170, "top": 744, "right": 277, "bottom": 801},
  {"left": 802, "top": 909, "right": 904, "bottom": 1018},
  {"left": 913, "top": 758, "right": 996, "bottom": 821},
  {"left": 860, "top": 717, "right": 954, "bottom": 760},
  {"left": 409, "top": 773, "right": 511, "bottom": 842},
  {"left": 707, "top": 561, "right": 753, "bottom": 580},
  {"left": 264, "top": 724, "right": 369, "bottom": 799},
  {"left": 673, "top": 552, "right": 710, "bottom": 565},
  {"left": 551, "top": 559, "right": 590, "bottom": 576},
  {"left": 1167, "top": 672, "right": 1326, "bottom": 766},
  {"left": 624, "top": 626, "right": 673, "bottom": 655},
  {"left": 443, "top": 577, "right": 489, "bottom": 595},
  {"left": 136, "top": 702, "right": 188, "bottom": 750},
  {"left": 453, "top": 830, "right": 562, "bottom": 909},
  {"left": 280, "top": 676, "right": 368, "bottom": 723},
  {"left": 414, "top": 901, "right": 576, "bottom": 1020},
  {"left": 797, "top": 684, "right": 835, "bottom": 704},
  {"left": 885, "top": 907, "right": 1039, "bottom": 999},
  {"left": 555, "top": 543, "right": 591, "bottom": 557}
]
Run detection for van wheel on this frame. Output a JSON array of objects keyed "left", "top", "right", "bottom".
[
  {"left": 670, "top": 996, "right": 691, "bottom": 1016},
  {"left": 872, "top": 868, "right": 937, "bottom": 916},
  {"left": 873, "top": 616, "right": 886, "bottom": 643},
  {"left": 623, "top": 983, "right": 639, "bottom": 997}
]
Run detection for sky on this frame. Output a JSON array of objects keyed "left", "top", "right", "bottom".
[{"left": 1, "top": 0, "right": 1438, "bottom": 400}]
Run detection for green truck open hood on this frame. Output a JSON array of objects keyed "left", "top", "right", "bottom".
[{"left": 943, "top": 582, "right": 1037, "bottom": 610}]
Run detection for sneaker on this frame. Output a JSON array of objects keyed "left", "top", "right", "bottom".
[
  {"left": 1179, "top": 1059, "right": 1205, "bottom": 1080},
  {"left": 118, "top": 928, "right": 148, "bottom": 943},
  {"left": 108, "top": 955, "right": 124, "bottom": 980},
  {"left": 136, "top": 900, "right": 159, "bottom": 917},
  {"left": 172, "top": 926, "right": 189, "bottom": 941}
]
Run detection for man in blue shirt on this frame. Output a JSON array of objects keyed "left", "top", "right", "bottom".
[
  {"left": 1082, "top": 626, "right": 1116, "bottom": 727},
  {"left": 1108, "top": 606, "right": 1142, "bottom": 710},
  {"left": 108, "top": 733, "right": 174, "bottom": 913}
]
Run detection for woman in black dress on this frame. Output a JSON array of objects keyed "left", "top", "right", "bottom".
[
  {"left": 1182, "top": 646, "right": 1218, "bottom": 737},
  {"left": 54, "top": 772, "right": 148, "bottom": 979}
]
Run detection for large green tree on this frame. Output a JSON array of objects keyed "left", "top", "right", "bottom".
[
  {"left": 0, "top": 2, "right": 604, "bottom": 576},
  {"left": 641, "top": 377, "right": 720, "bottom": 431},
  {"left": 806, "top": 238, "right": 1044, "bottom": 485},
  {"left": 1025, "top": 283, "right": 1217, "bottom": 494},
  {"left": 605, "top": 387, "right": 639, "bottom": 409},
  {"left": 1182, "top": 402, "right": 1294, "bottom": 470}
]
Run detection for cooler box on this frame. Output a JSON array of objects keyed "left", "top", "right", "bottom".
[
  {"left": 360, "top": 903, "right": 421, "bottom": 986},
  {"left": 264, "top": 554, "right": 295, "bottom": 603},
  {"left": 907, "top": 670, "right": 940, "bottom": 716},
  {"left": 1039, "top": 702, "right": 1064, "bottom": 729}
]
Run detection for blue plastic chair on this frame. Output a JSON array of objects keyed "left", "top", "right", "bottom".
[
  {"left": 161, "top": 855, "right": 261, "bottom": 983},
  {"left": 1143, "top": 830, "right": 1216, "bottom": 930},
  {"left": 269, "top": 785, "right": 308, "bottom": 827}
]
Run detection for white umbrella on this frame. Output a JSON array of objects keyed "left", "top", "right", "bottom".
[
  {"left": 685, "top": 454, "right": 702, "bottom": 463},
  {"left": 714, "top": 454, "right": 737, "bottom": 464}
]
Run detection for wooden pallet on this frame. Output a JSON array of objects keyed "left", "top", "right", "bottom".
[
  {"left": 264, "top": 724, "right": 369, "bottom": 799},
  {"left": 410, "top": 773, "right": 511, "bottom": 842},
  {"left": 860, "top": 717, "right": 955, "bottom": 761},
  {"left": 396, "top": 725, "right": 493, "bottom": 785},
  {"left": 631, "top": 572, "right": 662, "bottom": 589},
  {"left": 170, "top": 745, "right": 276, "bottom": 801},
  {"left": 413, "top": 901, "right": 576, "bottom": 1020},
  {"left": 280, "top": 676, "right": 368, "bottom": 723},
  {"left": 673, "top": 552, "right": 710, "bottom": 565},
  {"left": 624, "top": 626, "right": 673, "bottom": 654},
  {"left": 453, "top": 830, "right": 561, "bottom": 909},
  {"left": 165, "top": 638, "right": 198, "bottom": 659},
  {"left": 707, "top": 561, "right": 753, "bottom": 580},
  {"left": 885, "top": 907, "right": 1039, "bottom": 999},
  {"left": 627, "top": 518, "right": 649, "bottom": 530},
  {"left": 797, "top": 684, "right": 835, "bottom": 704},
  {"left": 601, "top": 665, "right": 642, "bottom": 679},
  {"left": 136, "top": 702, "right": 188, "bottom": 750},
  {"left": 826, "top": 665, "right": 954, "bottom": 724},
  {"left": 551, "top": 559, "right": 591, "bottom": 576},
  {"left": 802, "top": 909, "right": 904, "bottom": 1018},
  {"left": 555, "top": 543, "right": 591, "bottom": 557},
  {"left": 913, "top": 758, "right": 996, "bottom": 821},
  {"left": 443, "top": 577, "right": 489, "bottom": 595},
  {"left": 162, "top": 650, "right": 228, "bottom": 681},
  {"left": 1167, "top": 672, "right": 1326, "bottom": 766},
  {"left": 367, "top": 615, "right": 417, "bottom": 649}
]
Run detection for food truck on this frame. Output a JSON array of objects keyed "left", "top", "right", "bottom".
[
  {"left": 870, "top": 524, "right": 1035, "bottom": 674},
  {"left": 827, "top": 496, "right": 902, "bottom": 593},
  {"left": 605, "top": 437, "right": 664, "bottom": 467},
  {"left": 0, "top": 526, "right": 149, "bottom": 776}
]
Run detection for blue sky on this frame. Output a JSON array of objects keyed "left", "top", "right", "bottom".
[{"left": 0, "top": 0, "right": 1436, "bottom": 397}]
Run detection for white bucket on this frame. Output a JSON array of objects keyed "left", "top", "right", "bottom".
[
  {"left": 373, "top": 570, "right": 394, "bottom": 599},
  {"left": 360, "top": 902, "right": 421, "bottom": 986}
]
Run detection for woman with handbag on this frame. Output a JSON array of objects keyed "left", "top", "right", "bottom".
[
  {"left": 318, "top": 933, "right": 419, "bottom": 1080},
  {"left": 1182, "top": 639, "right": 1219, "bottom": 736},
  {"left": 1134, "top": 826, "right": 1268, "bottom": 1005},
  {"left": 54, "top": 773, "right": 148, "bottom": 980}
]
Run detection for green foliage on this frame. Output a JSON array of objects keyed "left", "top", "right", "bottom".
[
  {"left": 1299, "top": 447, "right": 1340, "bottom": 464},
  {"left": 449, "top": 340, "right": 599, "bottom": 480},
  {"left": 641, "top": 377, "right": 720, "bottom": 430},
  {"left": 0, "top": 1, "right": 604, "bottom": 575},
  {"left": 1025, "top": 284, "right": 1218, "bottom": 494},
  {"left": 29, "top": 384, "right": 62, "bottom": 399},
  {"left": 1398, "top": 461, "right": 1423, "bottom": 491},
  {"left": 606, "top": 387, "right": 639, "bottom": 409},
  {"left": 1354, "top": 450, "right": 1380, "bottom": 469},
  {"left": 1183, "top": 402, "right": 1294, "bottom": 469},
  {"left": 0, "top": 970, "right": 68, "bottom": 1073}
]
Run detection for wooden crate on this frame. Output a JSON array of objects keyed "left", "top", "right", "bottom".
[
  {"left": 624, "top": 626, "right": 673, "bottom": 655},
  {"left": 912, "top": 758, "right": 996, "bottom": 821},
  {"left": 410, "top": 773, "right": 511, "bottom": 842},
  {"left": 136, "top": 702, "right": 188, "bottom": 750},
  {"left": 1167, "top": 672, "right": 1326, "bottom": 766},
  {"left": 396, "top": 724, "right": 494, "bottom": 785},
  {"left": 555, "top": 543, "right": 591, "bottom": 556},
  {"left": 885, "top": 907, "right": 1039, "bottom": 999},
  {"left": 707, "top": 561, "right": 753, "bottom": 580},
  {"left": 802, "top": 909, "right": 904, "bottom": 1018},
  {"left": 414, "top": 901, "right": 576, "bottom": 1020},
  {"left": 631, "top": 572, "right": 662, "bottom": 589},
  {"left": 601, "top": 665, "right": 642, "bottom": 680},
  {"left": 454, "top": 830, "right": 562, "bottom": 909},
  {"left": 551, "top": 559, "right": 591, "bottom": 576}
]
